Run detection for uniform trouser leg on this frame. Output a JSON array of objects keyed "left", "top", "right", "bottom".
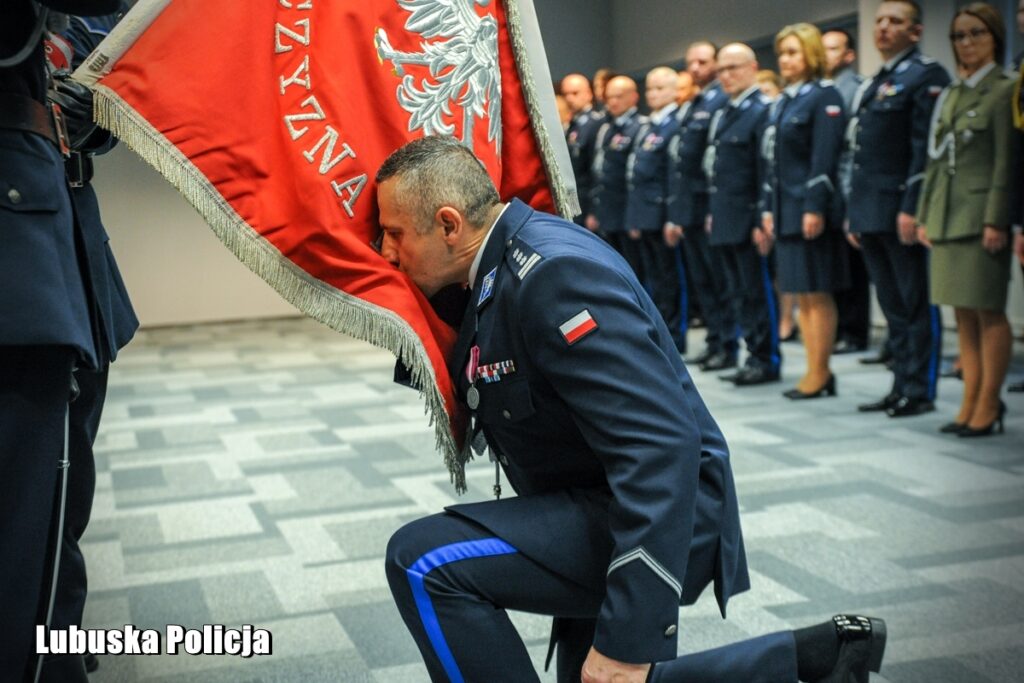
[
  {"left": 835, "top": 242, "right": 871, "bottom": 346},
  {"left": 716, "top": 242, "right": 780, "bottom": 371},
  {"left": 385, "top": 512, "right": 605, "bottom": 683},
  {"left": 859, "top": 234, "right": 939, "bottom": 400},
  {"left": 386, "top": 511, "right": 798, "bottom": 683},
  {"left": 0, "top": 346, "right": 76, "bottom": 682},
  {"left": 638, "top": 231, "right": 686, "bottom": 350},
  {"left": 683, "top": 226, "right": 737, "bottom": 355},
  {"left": 51, "top": 365, "right": 107, "bottom": 631},
  {"left": 649, "top": 631, "right": 796, "bottom": 683},
  {"left": 615, "top": 233, "right": 646, "bottom": 284}
]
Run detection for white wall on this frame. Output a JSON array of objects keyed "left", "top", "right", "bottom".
[
  {"left": 92, "top": 146, "right": 300, "bottom": 328},
  {"left": 535, "top": 0, "right": 614, "bottom": 80},
  {"left": 609, "top": 0, "right": 855, "bottom": 70}
]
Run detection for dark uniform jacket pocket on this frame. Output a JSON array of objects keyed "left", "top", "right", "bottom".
[{"left": 479, "top": 376, "right": 536, "bottom": 424}]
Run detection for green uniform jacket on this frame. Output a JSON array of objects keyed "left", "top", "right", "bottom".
[{"left": 917, "top": 66, "right": 1016, "bottom": 241}]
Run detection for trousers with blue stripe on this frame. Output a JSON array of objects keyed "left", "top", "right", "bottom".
[
  {"left": 858, "top": 234, "right": 940, "bottom": 401},
  {"left": 385, "top": 511, "right": 798, "bottom": 683}
]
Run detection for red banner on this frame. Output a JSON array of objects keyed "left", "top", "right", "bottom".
[{"left": 77, "top": 0, "right": 573, "bottom": 491}]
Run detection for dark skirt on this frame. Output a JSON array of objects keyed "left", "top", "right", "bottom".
[{"left": 775, "top": 230, "right": 851, "bottom": 294}]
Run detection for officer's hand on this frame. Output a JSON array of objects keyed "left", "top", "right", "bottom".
[
  {"left": 1014, "top": 232, "right": 1024, "bottom": 266},
  {"left": 628, "top": 229, "right": 642, "bottom": 240},
  {"left": 846, "top": 232, "right": 861, "bottom": 250},
  {"left": 663, "top": 223, "right": 683, "bottom": 247},
  {"left": 704, "top": 214, "right": 713, "bottom": 234},
  {"left": 585, "top": 215, "right": 600, "bottom": 232},
  {"left": 916, "top": 226, "right": 932, "bottom": 248},
  {"left": 802, "top": 212, "right": 824, "bottom": 240},
  {"left": 753, "top": 227, "right": 773, "bottom": 256},
  {"left": 48, "top": 70, "right": 100, "bottom": 151},
  {"left": 896, "top": 212, "right": 917, "bottom": 245},
  {"left": 761, "top": 212, "right": 774, "bottom": 238},
  {"left": 581, "top": 646, "right": 651, "bottom": 683},
  {"left": 981, "top": 226, "right": 1007, "bottom": 254}
]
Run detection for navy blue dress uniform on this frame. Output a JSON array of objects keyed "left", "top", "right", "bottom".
[
  {"left": 625, "top": 103, "right": 687, "bottom": 352},
  {"left": 386, "top": 198, "right": 803, "bottom": 683},
  {"left": 0, "top": 1, "right": 120, "bottom": 681},
  {"left": 566, "top": 105, "right": 605, "bottom": 226},
  {"left": 705, "top": 86, "right": 781, "bottom": 380},
  {"left": 666, "top": 83, "right": 738, "bottom": 364},
  {"left": 589, "top": 106, "right": 644, "bottom": 253},
  {"left": 765, "top": 80, "right": 851, "bottom": 294},
  {"left": 830, "top": 65, "right": 872, "bottom": 353},
  {"left": 847, "top": 47, "right": 949, "bottom": 408},
  {"left": 49, "top": 6, "right": 139, "bottom": 663}
]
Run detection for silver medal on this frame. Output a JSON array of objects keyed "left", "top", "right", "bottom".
[{"left": 467, "top": 385, "right": 480, "bottom": 410}]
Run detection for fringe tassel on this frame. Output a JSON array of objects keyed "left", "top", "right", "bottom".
[
  {"left": 503, "top": 0, "right": 580, "bottom": 220},
  {"left": 92, "top": 85, "right": 470, "bottom": 493}
]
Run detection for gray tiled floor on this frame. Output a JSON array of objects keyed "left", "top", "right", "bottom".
[{"left": 83, "top": 318, "right": 1024, "bottom": 682}]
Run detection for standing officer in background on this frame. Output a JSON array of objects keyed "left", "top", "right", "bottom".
[
  {"left": 377, "top": 135, "right": 887, "bottom": 683},
  {"left": 1009, "top": 0, "right": 1024, "bottom": 394},
  {"left": 1, "top": 1, "right": 120, "bottom": 681},
  {"left": 823, "top": 28, "right": 872, "bottom": 355},
  {"left": 847, "top": 0, "right": 949, "bottom": 418},
  {"left": 705, "top": 44, "right": 781, "bottom": 386},
  {"left": 665, "top": 41, "right": 738, "bottom": 370},
  {"left": 626, "top": 66, "right": 687, "bottom": 353},
  {"left": 587, "top": 76, "right": 645, "bottom": 256},
  {"left": 43, "top": 5, "right": 139, "bottom": 679},
  {"left": 562, "top": 73, "right": 605, "bottom": 228}
]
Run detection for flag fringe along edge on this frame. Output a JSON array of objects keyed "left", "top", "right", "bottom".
[
  {"left": 92, "top": 84, "right": 473, "bottom": 493},
  {"left": 504, "top": 0, "right": 580, "bottom": 219}
]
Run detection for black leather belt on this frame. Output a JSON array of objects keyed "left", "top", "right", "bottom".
[{"left": 0, "top": 92, "right": 60, "bottom": 147}]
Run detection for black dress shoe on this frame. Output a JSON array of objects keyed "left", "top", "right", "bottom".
[
  {"left": 1008, "top": 380, "right": 1024, "bottom": 393},
  {"left": 84, "top": 653, "right": 99, "bottom": 673},
  {"left": 857, "top": 393, "right": 899, "bottom": 412},
  {"left": 886, "top": 396, "right": 935, "bottom": 418},
  {"left": 959, "top": 401, "right": 1007, "bottom": 437},
  {"left": 939, "top": 421, "right": 966, "bottom": 434},
  {"left": 858, "top": 349, "right": 891, "bottom": 365},
  {"left": 701, "top": 351, "right": 738, "bottom": 372},
  {"left": 732, "top": 365, "right": 781, "bottom": 386},
  {"left": 719, "top": 370, "right": 743, "bottom": 382},
  {"left": 834, "top": 338, "right": 867, "bottom": 354},
  {"left": 940, "top": 366, "right": 963, "bottom": 380},
  {"left": 812, "top": 615, "right": 887, "bottom": 683},
  {"left": 783, "top": 374, "right": 837, "bottom": 399}
]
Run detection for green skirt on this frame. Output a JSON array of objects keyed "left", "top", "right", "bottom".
[{"left": 930, "top": 234, "right": 1012, "bottom": 311}]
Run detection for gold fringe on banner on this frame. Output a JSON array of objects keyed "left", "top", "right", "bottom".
[{"left": 92, "top": 85, "right": 472, "bottom": 493}]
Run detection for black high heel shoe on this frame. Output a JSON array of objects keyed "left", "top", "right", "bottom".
[
  {"left": 938, "top": 421, "right": 966, "bottom": 434},
  {"left": 783, "top": 374, "right": 836, "bottom": 400},
  {"left": 959, "top": 401, "right": 1007, "bottom": 438}
]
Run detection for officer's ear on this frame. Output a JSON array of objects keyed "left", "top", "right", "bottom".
[
  {"left": 908, "top": 22, "right": 923, "bottom": 44},
  {"left": 436, "top": 206, "right": 464, "bottom": 244}
]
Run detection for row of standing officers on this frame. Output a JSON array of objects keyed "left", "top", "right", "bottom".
[{"left": 562, "top": 0, "right": 1023, "bottom": 432}]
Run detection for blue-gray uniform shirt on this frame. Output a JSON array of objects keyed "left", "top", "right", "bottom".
[{"left": 590, "top": 107, "right": 645, "bottom": 232}]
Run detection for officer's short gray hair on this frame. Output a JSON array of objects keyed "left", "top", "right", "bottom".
[{"left": 376, "top": 136, "right": 500, "bottom": 233}]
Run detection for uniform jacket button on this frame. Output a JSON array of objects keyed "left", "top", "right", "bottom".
[
  {"left": 664, "top": 625, "right": 677, "bottom": 637},
  {"left": 502, "top": 409, "right": 512, "bottom": 420},
  {"left": 7, "top": 188, "right": 22, "bottom": 204}
]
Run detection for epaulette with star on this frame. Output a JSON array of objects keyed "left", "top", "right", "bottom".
[{"left": 506, "top": 239, "right": 544, "bottom": 281}]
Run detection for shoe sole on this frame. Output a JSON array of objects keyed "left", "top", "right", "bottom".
[{"left": 868, "top": 618, "right": 887, "bottom": 673}]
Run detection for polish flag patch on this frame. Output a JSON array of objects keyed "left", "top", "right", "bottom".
[
  {"left": 927, "top": 85, "right": 943, "bottom": 97},
  {"left": 559, "top": 309, "right": 598, "bottom": 345},
  {"left": 825, "top": 105, "right": 842, "bottom": 117}
]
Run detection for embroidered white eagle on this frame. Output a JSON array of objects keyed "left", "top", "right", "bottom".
[{"left": 374, "top": 0, "right": 502, "bottom": 154}]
